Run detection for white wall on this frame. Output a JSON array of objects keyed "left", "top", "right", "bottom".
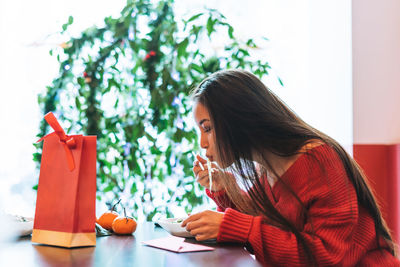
[
  {"left": 307, "top": 0, "right": 352, "bottom": 149},
  {"left": 353, "top": 0, "right": 400, "bottom": 144}
]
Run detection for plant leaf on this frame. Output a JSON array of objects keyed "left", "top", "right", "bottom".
[{"left": 187, "top": 13, "right": 203, "bottom": 23}]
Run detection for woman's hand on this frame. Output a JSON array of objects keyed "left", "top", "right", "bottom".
[
  {"left": 181, "top": 210, "right": 224, "bottom": 241},
  {"left": 192, "top": 155, "right": 224, "bottom": 192}
]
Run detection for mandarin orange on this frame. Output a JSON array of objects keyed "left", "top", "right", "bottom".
[
  {"left": 96, "top": 199, "right": 121, "bottom": 230},
  {"left": 111, "top": 216, "right": 137, "bottom": 235},
  {"left": 97, "top": 210, "right": 119, "bottom": 230}
]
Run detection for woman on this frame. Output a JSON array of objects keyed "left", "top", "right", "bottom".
[{"left": 181, "top": 69, "right": 399, "bottom": 266}]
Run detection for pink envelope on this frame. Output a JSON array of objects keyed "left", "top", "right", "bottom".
[{"left": 142, "top": 236, "right": 214, "bottom": 253}]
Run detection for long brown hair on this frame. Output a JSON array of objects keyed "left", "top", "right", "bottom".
[{"left": 191, "top": 69, "right": 396, "bottom": 264}]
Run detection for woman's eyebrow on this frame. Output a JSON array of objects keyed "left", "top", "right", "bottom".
[{"left": 199, "top": 119, "right": 209, "bottom": 125}]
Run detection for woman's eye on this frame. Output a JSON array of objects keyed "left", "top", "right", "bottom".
[{"left": 204, "top": 127, "right": 211, "bottom": 133}]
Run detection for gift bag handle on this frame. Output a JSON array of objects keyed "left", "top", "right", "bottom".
[{"left": 38, "top": 112, "right": 76, "bottom": 171}]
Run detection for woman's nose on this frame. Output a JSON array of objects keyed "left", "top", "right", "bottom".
[{"left": 200, "top": 133, "right": 208, "bottom": 149}]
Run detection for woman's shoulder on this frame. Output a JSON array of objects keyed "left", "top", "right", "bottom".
[
  {"left": 298, "top": 140, "right": 341, "bottom": 160},
  {"left": 287, "top": 140, "right": 334, "bottom": 168},
  {"left": 283, "top": 140, "right": 342, "bottom": 178},
  {"left": 298, "top": 139, "right": 325, "bottom": 153}
]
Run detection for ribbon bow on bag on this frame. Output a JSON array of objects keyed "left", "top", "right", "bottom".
[{"left": 37, "top": 112, "right": 76, "bottom": 171}]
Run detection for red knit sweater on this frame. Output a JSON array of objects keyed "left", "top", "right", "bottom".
[{"left": 206, "top": 144, "right": 400, "bottom": 266}]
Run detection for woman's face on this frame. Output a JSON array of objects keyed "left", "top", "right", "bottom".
[{"left": 193, "top": 102, "right": 218, "bottom": 164}]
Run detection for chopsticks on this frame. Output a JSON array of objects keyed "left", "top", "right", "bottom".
[{"left": 207, "top": 158, "right": 212, "bottom": 191}]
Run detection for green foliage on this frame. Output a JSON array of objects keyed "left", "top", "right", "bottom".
[{"left": 35, "top": 0, "right": 272, "bottom": 221}]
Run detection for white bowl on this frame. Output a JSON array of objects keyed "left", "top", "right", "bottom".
[
  {"left": 4, "top": 215, "right": 34, "bottom": 237},
  {"left": 157, "top": 218, "right": 193, "bottom": 238},
  {"left": 15, "top": 220, "right": 34, "bottom": 236}
]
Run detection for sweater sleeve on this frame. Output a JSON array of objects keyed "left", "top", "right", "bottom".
[
  {"left": 217, "top": 147, "right": 361, "bottom": 266},
  {"left": 205, "top": 188, "right": 237, "bottom": 212}
]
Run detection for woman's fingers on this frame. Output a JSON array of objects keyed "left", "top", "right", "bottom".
[
  {"left": 190, "top": 228, "right": 209, "bottom": 238},
  {"left": 194, "top": 234, "right": 209, "bottom": 241},
  {"left": 193, "top": 160, "right": 207, "bottom": 177},
  {"left": 196, "top": 173, "right": 209, "bottom": 187},
  {"left": 185, "top": 219, "right": 203, "bottom": 232},
  {"left": 196, "top": 170, "right": 222, "bottom": 190},
  {"left": 186, "top": 224, "right": 210, "bottom": 240},
  {"left": 193, "top": 160, "right": 203, "bottom": 171},
  {"left": 196, "top": 154, "right": 207, "bottom": 164},
  {"left": 181, "top": 212, "right": 202, "bottom": 227},
  {"left": 193, "top": 162, "right": 207, "bottom": 179},
  {"left": 181, "top": 210, "right": 223, "bottom": 241},
  {"left": 194, "top": 167, "right": 209, "bottom": 180},
  {"left": 192, "top": 165, "right": 201, "bottom": 176},
  {"left": 193, "top": 160, "right": 224, "bottom": 191}
]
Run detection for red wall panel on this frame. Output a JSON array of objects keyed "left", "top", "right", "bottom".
[{"left": 353, "top": 144, "right": 400, "bottom": 244}]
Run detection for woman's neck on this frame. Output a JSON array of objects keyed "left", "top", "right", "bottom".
[
  {"left": 254, "top": 151, "right": 295, "bottom": 182},
  {"left": 253, "top": 141, "right": 324, "bottom": 183}
]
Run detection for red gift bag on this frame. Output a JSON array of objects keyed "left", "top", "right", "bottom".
[{"left": 32, "top": 112, "right": 97, "bottom": 247}]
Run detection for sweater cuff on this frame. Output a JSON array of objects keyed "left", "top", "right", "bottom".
[
  {"left": 217, "top": 208, "right": 253, "bottom": 244},
  {"left": 205, "top": 188, "right": 226, "bottom": 198}
]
